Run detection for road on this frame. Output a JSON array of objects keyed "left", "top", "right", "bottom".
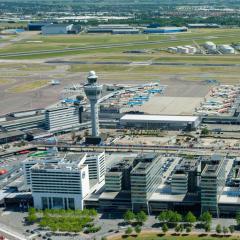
[
  {"left": 0, "top": 222, "right": 26, "bottom": 240},
  {"left": 0, "top": 33, "right": 239, "bottom": 58}
]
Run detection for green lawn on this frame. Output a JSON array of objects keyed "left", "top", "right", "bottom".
[
  {"left": 7, "top": 80, "right": 49, "bottom": 93},
  {"left": 0, "top": 28, "right": 239, "bottom": 60},
  {"left": 109, "top": 233, "right": 240, "bottom": 240}
]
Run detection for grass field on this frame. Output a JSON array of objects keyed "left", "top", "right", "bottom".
[
  {"left": 0, "top": 79, "right": 13, "bottom": 85},
  {"left": 0, "top": 28, "right": 239, "bottom": 60},
  {"left": 109, "top": 232, "right": 240, "bottom": 240},
  {"left": 7, "top": 80, "right": 49, "bottom": 93}
]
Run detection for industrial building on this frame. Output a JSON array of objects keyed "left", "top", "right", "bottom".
[
  {"left": 41, "top": 24, "right": 80, "bottom": 35},
  {"left": 218, "top": 45, "right": 235, "bottom": 54},
  {"left": 31, "top": 153, "right": 90, "bottom": 210},
  {"left": 120, "top": 114, "right": 201, "bottom": 130},
  {"left": 87, "top": 24, "right": 139, "bottom": 34},
  {"left": 143, "top": 27, "right": 188, "bottom": 34},
  {"left": 28, "top": 22, "right": 52, "bottom": 31},
  {"left": 45, "top": 105, "right": 83, "bottom": 132},
  {"left": 187, "top": 23, "right": 220, "bottom": 28}
]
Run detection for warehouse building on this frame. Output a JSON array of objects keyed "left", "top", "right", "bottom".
[
  {"left": 187, "top": 23, "right": 220, "bottom": 28},
  {"left": 41, "top": 24, "right": 80, "bottom": 35},
  {"left": 143, "top": 27, "right": 188, "bottom": 34},
  {"left": 87, "top": 24, "right": 139, "bottom": 34},
  {"left": 28, "top": 22, "right": 52, "bottom": 31},
  {"left": 120, "top": 114, "right": 201, "bottom": 130}
]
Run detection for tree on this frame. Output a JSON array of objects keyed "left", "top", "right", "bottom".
[
  {"left": 134, "top": 225, "right": 142, "bottom": 235},
  {"left": 204, "top": 223, "right": 211, "bottom": 232},
  {"left": 229, "top": 225, "right": 235, "bottom": 234},
  {"left": 170, "top": 212, "right": 182, "bottom": 223},
  {"left": 223, "top": 226, "right": 229, "bottom": 235},
  {"left": 175, "top": 224, "right": 181, "bottom": 233},
  {"left": 123, "top": 210, "right": 135, "bottom": 224},
  {"left": 162, "top": 223, "right": 168, "bottom": 233},
  {"left": 186, "top": 226, "right": 192, "bottom": 233},
  {"left": 158, "top": 211, "right": 168, "bottom": 223},
  {"left": 200, "top": 212, "right": 212, "bottom": 224},
  {"left": 236, "top": 212, "right": 240, "bottom": 225},
  {"left": 179, "top": 224, "right": 184, "bottom": 233},
  {"left": 26, "top": 214, "right": 37, "bottom": 223},
  {"left": 158, "top": 210, "right": 182, "bottom": 224},
  {"left": 201, "top": 128, "right": 209, "bottom": 135},
  {"left": 135, "top": 211, "right": 147, "bottom": 224},
  {"left": 216, "top": 224, "right": 222, "bottom": 234},
  {"left": 185, "top": 211, "right": 196, "bottom": 225},
  {"left": 125, "top": 227, "right": 133, "bottom": 235}
]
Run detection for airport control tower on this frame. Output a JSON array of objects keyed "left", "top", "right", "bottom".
[{"left": 84, "top": 71, "right": 103, "bottom": 144}]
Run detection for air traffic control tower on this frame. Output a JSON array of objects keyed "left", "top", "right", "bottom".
[{"left": 84, "top": 71, "right": 103, "bottom": 144}]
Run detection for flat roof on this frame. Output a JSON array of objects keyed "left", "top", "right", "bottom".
[
  {"left": 0, "top": 130, "right": 25, "bottom": 139},
  {"left": 121, "top": 114, "right": 199, "bottom": 122}
]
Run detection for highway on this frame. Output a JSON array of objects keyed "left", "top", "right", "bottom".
[{"left": 0, "top": 33, "right": 239, "bottom": 57}]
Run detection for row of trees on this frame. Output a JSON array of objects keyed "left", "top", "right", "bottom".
[
  {"left": 123, "top": 210, "right": 148, "bottom": 225},
  {"left": 157, "top": 210, "right": 212, "bottom": 226}
]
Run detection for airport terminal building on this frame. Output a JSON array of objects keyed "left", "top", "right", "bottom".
[{"left": 120, "top": 114, "right": 201, "bottom": 130}]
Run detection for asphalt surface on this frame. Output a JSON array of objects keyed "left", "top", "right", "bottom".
[{"left": 46, "top": 60, "right": 240, "bottom": 67}]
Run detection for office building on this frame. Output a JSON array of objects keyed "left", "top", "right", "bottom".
[
  {"left": 105, "top": 157, "right": 136, "bottom": 192},
  {"left": 85, "top": 152, "right": 106, "bottom": 183},
  {"left": 31, "top": 153, "right": 89, "bottom": 210},
  {"left": 23, "top": 148, "right": 61, "bottom": 187},
  {"left": 171, "top": 158, "right": 200, "bottom": 194},
  {"left": 201, "top": 156, "right": 226, "bottom": 216},
  {"left": 171, "top": 173, "right": 188, "bottom": 194},
  {"left": 45, "top": 106, "right": 82, "bottom": 132},
  {"left": 130, "top": 153, "right": 164, "bottom": 212}
]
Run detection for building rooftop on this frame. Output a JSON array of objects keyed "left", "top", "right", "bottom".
[
  {"left": 0, "top": 130, "right": 25, "bottom": 140},
  {"left": 121, "top": 114, "right": 199, "bottom": 122},
  {"left": 131, "top": 153, "right": 159, "bottom": 175}
]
